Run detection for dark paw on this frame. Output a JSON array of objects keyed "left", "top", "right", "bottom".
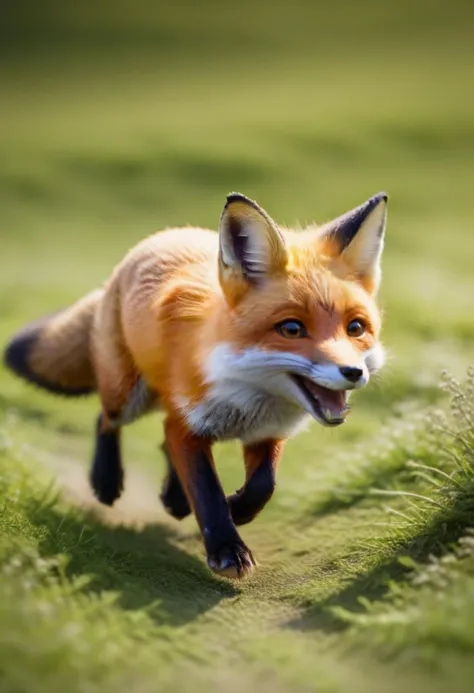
[
  {"left": 228, "top": 490, "right": 259, "bottom": 526},
  {"left": 207, "top": 539, "right": 256, "bottom": 579},
  {"left": 90, "top": 418, "right": 124, "bottom": 506},
  {"left": 159, "top": 446, "right": 191, "bottom": 520},
  {"left": 90, "top": 459, "right": 124, "bottom": 506},
  {"left": 228, "top": 460, "right": 275, "bottom": 526},
  {"left": 160, "top": 480, "right": 191, "bottom": 520}
]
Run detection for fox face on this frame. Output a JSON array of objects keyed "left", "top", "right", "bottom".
[{"left": 194, "top": 192, "right": 387, "bottom": 439}]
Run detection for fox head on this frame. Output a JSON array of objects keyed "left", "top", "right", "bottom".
[{"left": 208, "top": 192, "right": 387, "bottom": 427}]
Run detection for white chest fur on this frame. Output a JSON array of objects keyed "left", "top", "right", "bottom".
[{"left": 182, "top": 382, "right": 310, "bottom": 444}]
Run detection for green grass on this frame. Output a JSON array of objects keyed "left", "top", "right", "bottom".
[{"left": 1, "top": 1, "right": 474, "bottom": 691}]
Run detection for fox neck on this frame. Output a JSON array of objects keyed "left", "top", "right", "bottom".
[
  {"left": 162, "top": 295, "right": 306, "bottom": 443},
  {"left": 177, "top": 376, "right": 311, "bottom": 444}
]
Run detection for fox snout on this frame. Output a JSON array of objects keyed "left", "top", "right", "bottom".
[
  {"left": 309, "top": 359, "right": 370, "bottom": 392},
  {"left": 339, "top": 366, "right": 363, "bottom": 384}
]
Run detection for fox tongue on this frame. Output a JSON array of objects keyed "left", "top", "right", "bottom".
[{"left": 303, "top": 380, "right": 347, "bottom": 416}]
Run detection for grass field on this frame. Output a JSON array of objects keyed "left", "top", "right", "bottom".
[{"left": 1, "top": 2, "right": 474, "bottom": 691}]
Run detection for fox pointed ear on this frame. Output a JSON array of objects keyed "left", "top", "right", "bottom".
[
  {"left": 321, "top": 193, "right": 388, "bottom": 293},
  {"left": 218, "top": 193, "right": 288, "bottom": 291}
]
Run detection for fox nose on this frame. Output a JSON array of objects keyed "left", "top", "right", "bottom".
[{"left": 339, "top": 366, "right": 363, "bottom": 384}]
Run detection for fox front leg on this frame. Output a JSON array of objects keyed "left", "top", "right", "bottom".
[
  {"left": 228, "top": 440, "right": 283, "bottom": 526},
  {"left": 164, "top": 418, "right": 256, "bottom": 579}
]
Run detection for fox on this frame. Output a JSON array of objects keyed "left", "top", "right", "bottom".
[{"left": 4, "top": 191, "right": 387, "bottom": 579}]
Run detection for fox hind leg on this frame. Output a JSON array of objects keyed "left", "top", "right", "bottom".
[
  {"left": 89, "top": 284, "right": 140, "bottom": 505},
  {"left": 90, "top": 414, "right": 124, "bottom": 506},
  {"left": 159, "top": 440, "right": 192, "bottom": 520},
  {"left": 90, "top": 379, "right": 158, "bottom": 507}
]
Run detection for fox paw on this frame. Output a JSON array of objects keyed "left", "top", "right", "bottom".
[
  {"left": 160, "top": 470, "right": 191, "bottom": 520},
  {"left": 90, "top": 418, "right": 124, "bottom": 506},
  {"left": 90, "top": 460, "right": 124, "bottom": 506},
  {"left": 207, "top": 540, "right": 256, "bottom": 579}
]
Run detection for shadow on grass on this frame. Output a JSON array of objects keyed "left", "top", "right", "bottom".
[
  {"left": 25, "top": 493, "right": 238, "bottom": 627},
  {"left": 307, "top": 462, "right": 409, "bottom": 520},
  {"left": 303, "top": 455, "right": 411, "bottom": 520},
  {"left": 288, "top": 475, "right": 474, "bottom": 634}
]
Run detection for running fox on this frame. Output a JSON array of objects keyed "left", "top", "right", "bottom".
[{"left": 4, "top": 192, "right": 388, "bottom": 578}]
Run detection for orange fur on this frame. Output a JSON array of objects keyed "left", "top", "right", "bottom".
[{"left": 4, "top": 191, "right": 388, "bottom": 578}]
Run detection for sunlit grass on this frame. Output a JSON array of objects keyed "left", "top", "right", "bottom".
[{"left": 1, "top": 1, "right": 474, "bottom": 691}]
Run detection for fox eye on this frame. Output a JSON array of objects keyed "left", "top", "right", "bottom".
[
  {"left": 275, "top": 319, "right": 308, "bottom": 339},
  {"left": 347, "top": 319, "right": 366, "bottom": 338}
]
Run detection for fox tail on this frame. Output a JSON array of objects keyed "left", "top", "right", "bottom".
[{"left": 3, "top": 289, "right": 104, "bottom": 396}]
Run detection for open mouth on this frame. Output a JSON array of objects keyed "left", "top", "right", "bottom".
[{"left": 291, "top": 375, "right": 349, "bottom": 426}]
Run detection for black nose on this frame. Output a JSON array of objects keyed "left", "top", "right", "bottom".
[{"left": 339, "top": 366, "right": 363, "bottom": 383}]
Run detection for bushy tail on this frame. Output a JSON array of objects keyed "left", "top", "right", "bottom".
[{"left": 3, "top": 288, "right": 104, "bottom": 396}]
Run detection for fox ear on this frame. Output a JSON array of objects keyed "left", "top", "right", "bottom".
[
  {"left": 218, "top": 193, "right": 288, "bottom": 289},
  {"left": 321, "top": 193, "right": 388, "bottom": 293}
]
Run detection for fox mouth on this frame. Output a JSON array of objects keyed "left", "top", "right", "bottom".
[{"left": 291, "top": 375, "right": 349, "bottom": 426}]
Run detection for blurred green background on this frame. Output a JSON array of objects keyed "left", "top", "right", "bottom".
[
  {"left": 2, "top": 0, "right": 474, "bottom": 393},
  {"left": 1, "top": 2, "right": 474, "bottom": 692}
]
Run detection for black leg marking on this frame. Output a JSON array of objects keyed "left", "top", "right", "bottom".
[
  {"left": 89, "top": 415, "right": 124, "bottom": 506},
  {"left": 159, "top": 442, "right": 191, "bottom": 520},
  {"left": 228, "top": 456, "right": 276, "bottom": 526},
  {"left": 190, "top": 449, "right": 255, "bottom": 579}
]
